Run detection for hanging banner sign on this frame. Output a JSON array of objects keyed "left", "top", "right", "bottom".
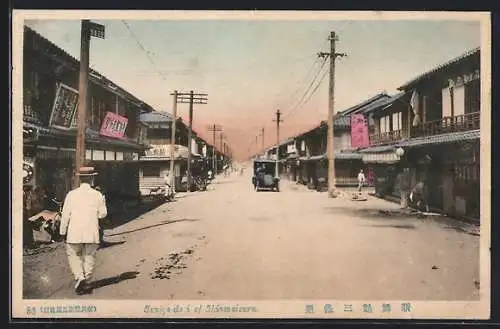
[
  {"left": 100, "top": 111, "right": 128, "bottom": 139},
  {"left": 351, "top": 114, "right": 370, "bottom": 148},
  {"left": 49, "top": 83, "right": 79, "bottom": 130}
]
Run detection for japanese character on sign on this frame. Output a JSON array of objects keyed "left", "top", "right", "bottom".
[
  {"left": 382, "top": 303, "right": 391, "bottom": 313},
  {"left": 344, "top": 304, "right": 353, "bottom": 312},
  {"left": 401, "top": 302, "right": 412, "bottom": 313},
  {"left": 362, "top": 304, "right": 373, "bottom": 313},
  {"left": 305, "top": 304, "right": 315, "bottom": 314},
  {"left": 323, "top": 304, "right": 333, "bottom": 313}
]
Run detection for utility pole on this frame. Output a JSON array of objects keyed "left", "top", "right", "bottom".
[
  {"left": 168, "top": 91, "right": 178, "bottom": 195},
  {"left": 261, "top": 127, "right": 265, "bottom": 154},
  {"left": 318, "top": 31, "right": 347, "bottom": 198},
  {"left": 175, "top": 91, "right": 208, "bottom": 192},
  {"left": 219, "top": 132, "right": 225, "bottom": 173},
  {"left": 207, "top": 124, "right": 222, "bottom": 175},
  {"left": 273, "top": 109, "right": 283, "bottom": 178},
  {"left": 219, "top": 132, "right": 225, "bottom": 155},
  {"left": 74, "top": 19, "right": 105, "bottom": 187}
]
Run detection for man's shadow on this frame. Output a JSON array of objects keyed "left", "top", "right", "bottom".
[{"left": 81, "top": 271, "right": 139, "bottom": 294}]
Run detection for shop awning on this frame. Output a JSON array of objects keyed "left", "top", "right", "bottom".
[
  {"left": 23, "top": 121, "right": 148, "bottom": 151},
  {"left": 398, "top": 129, "right": 480, "bottom": 148},
  {"left": 298, "top": 152, "right": 361, "bottom": 161},
  {"left": 140, "top": 144, "right": 197, "bottom": 161},
  {"left": 362, "top": 152, "right": 401, "bottom": 164}
]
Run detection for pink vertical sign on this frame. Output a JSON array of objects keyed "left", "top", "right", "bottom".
[{"left": 350, "top": 114, "right": 370, "bottom": 148}]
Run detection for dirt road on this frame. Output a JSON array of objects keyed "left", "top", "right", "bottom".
[{"left": 23, "top": 172, "right": 480, "bottom": 300}]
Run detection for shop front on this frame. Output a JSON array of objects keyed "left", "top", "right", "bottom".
[{"left": 23, "top": 122, "right": 146, "bottom": 205}]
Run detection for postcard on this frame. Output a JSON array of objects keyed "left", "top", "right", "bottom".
[{"left": 11, "top": 10, "right": 491, "bottom": 319}]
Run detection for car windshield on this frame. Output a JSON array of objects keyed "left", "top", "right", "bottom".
[{"left": 254, "top": 162, "right": 275, "bottom": 175}]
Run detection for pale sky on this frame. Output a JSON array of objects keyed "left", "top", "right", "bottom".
[{"left": 24, "top": 16, "right": 480, "bottom": 160}]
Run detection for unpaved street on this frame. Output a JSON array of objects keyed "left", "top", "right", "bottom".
[{"left": 24, "top": 172, "right": 480, "bottom": 300}]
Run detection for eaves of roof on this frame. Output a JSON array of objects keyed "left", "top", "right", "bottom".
[
  {"left": 398, "top": 130, "right": 480, "bottom": 148},
  {"left": 358, "top": 129, "right": 480, "bottom": 153},
  {"left": 25, "top": 25, "right": 155, "bottom": 113},
  {"left": 398, "top": 47, "right": 480, "bottom": 91},
  {"left": 23, "top": 121, "right": 148, "bottom": 151},
  {"left": 337, "top": 92, "right": 390, "bottom": 116}
]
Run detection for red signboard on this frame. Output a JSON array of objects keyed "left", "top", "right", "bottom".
[
  {"left": 351, "top": 114, "right": 370, "bottom": 148},
  {"left": 100, "top": 112, "right": 128, "bottom": 139}
]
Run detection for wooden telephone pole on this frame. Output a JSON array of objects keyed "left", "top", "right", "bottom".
[
  {"left": 207, "top": 124, "right": 222, "bottom": 174},
  {"left": 219, "top": 132, "right": 225, "bottom": 172},
  {"left": 74, "top": 19, "right": 105, "bottom": 187},
  {"left": 318, "top": 31, "right": 347, "bottom": 198},
  {"left": 273, "top": 109, "right": 283, "bottom": 178},
  {"left": 168, "top": 91, "right": 179, "bottom": 195},
  {"left": 175, "top": 91, "right": 208, "bottom": 192}
]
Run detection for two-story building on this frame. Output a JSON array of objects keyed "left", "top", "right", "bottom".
[
  {"left": 287, "top": 92, "right": 391, "bottom": 189},
  {"left": 138, "top": 110, "right": 214, "bottom": 194},
  {"left": 360, "top": 47, "right": 481, "bottom": 220},
  {"left": 22, "top": 26, "right": 151, "bottom": 205}
]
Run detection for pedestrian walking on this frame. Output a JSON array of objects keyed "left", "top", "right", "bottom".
[
  {"left": 357, "top": 169, "right": 366, "bottom": 192},
  {"left": 59, "top": 167, "right": 107, "bottom": 295}
]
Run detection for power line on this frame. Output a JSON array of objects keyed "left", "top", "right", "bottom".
[
  {"left": 287, "top": 65, "right": 329, "bottom": 120},
  {"left": 280, "top": 56, "right": 322, "bottom": 110},
  {"left": 121, "top": 20, "right": 167, "bottom": 82},
  {"left": 283, "top": 57, "right": 328, "bottom": 119}
]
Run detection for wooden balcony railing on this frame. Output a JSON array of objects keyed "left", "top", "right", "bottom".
[
  {"left": 369, "top": 130, "right": 403, "bottom": 145},
  {"left": 411, "top": 112, "right": 480, "bottom": 138}
]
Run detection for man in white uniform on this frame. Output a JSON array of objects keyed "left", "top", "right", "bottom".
[{"left": 59, "top": 167, "right": 107, "bottom": 295}]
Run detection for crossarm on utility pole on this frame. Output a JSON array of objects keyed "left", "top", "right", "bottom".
[{"left": 319, "top": 31, "right": 347, "bottom": 198}]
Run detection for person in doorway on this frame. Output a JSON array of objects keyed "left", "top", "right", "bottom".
[
  {"left": 59, "top": 167, "right": 107, "bottom": 295},
  {"left": 357, "top": 169, "right": 366, "bottom": 192}
]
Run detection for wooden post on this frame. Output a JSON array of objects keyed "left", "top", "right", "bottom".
[
  {"left": 169, "top": 91, "right": 178, "bottom": 194},
  {"left": 274, "top": 109, "right": 282, "bottom": 177},
  {"left": 75, "top": 20, "right": 91, "bottom": 188},
  {"left": 186, "top": 90, "right": 194, "bottom": 192},
  {"left": 326, "top": 31, "right": 337, "bottom": 198}
]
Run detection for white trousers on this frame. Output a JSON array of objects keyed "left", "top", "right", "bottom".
[{"left": 66, "top": 243, "right": 99, "bottom": 281}]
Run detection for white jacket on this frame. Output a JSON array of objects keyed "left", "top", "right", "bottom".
[{"left": 59, "top": 183, "right": 107, "bottom": 244}]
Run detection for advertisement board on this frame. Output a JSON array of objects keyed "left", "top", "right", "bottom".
[
  {"left": 48, "top": 83, "right": 79, "bottom": 130},
  {"left": 100, "top": 111, "right": 128, "bottom": 139},
  {"left": 350, "top": 114, "right": 370, "bottom": 148}
]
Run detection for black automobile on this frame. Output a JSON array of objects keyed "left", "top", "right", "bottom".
[{"left": 252, "top": 159, "right": 280, "bottom": 192}]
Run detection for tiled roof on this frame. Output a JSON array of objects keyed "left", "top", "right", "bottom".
[
  {"left": 139, "top": 111, "right": 173, "bottom": 128},
  {"left": 398, "top": 129, "right": 480, "bottom": 148},
  {"left": 398, "top": 47, "right": 480, "bottom": 91},
  {"left": 25, "top": 25, "right": 154, "bottom": 112},
  {"left": 23, "top": 121, "right": 147, "bottom": 150},
  {"left": 337, "top": 92, "right": 389, "bottom": 116},
  {"left": 358, "top": 129, "right": 480, "bottom": 153},
  {"left": 358, "top": 145, "right": 397, "bottom": 154},
  {"left": 370, "top": 91, "right": 410, "bottom": 115}
]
